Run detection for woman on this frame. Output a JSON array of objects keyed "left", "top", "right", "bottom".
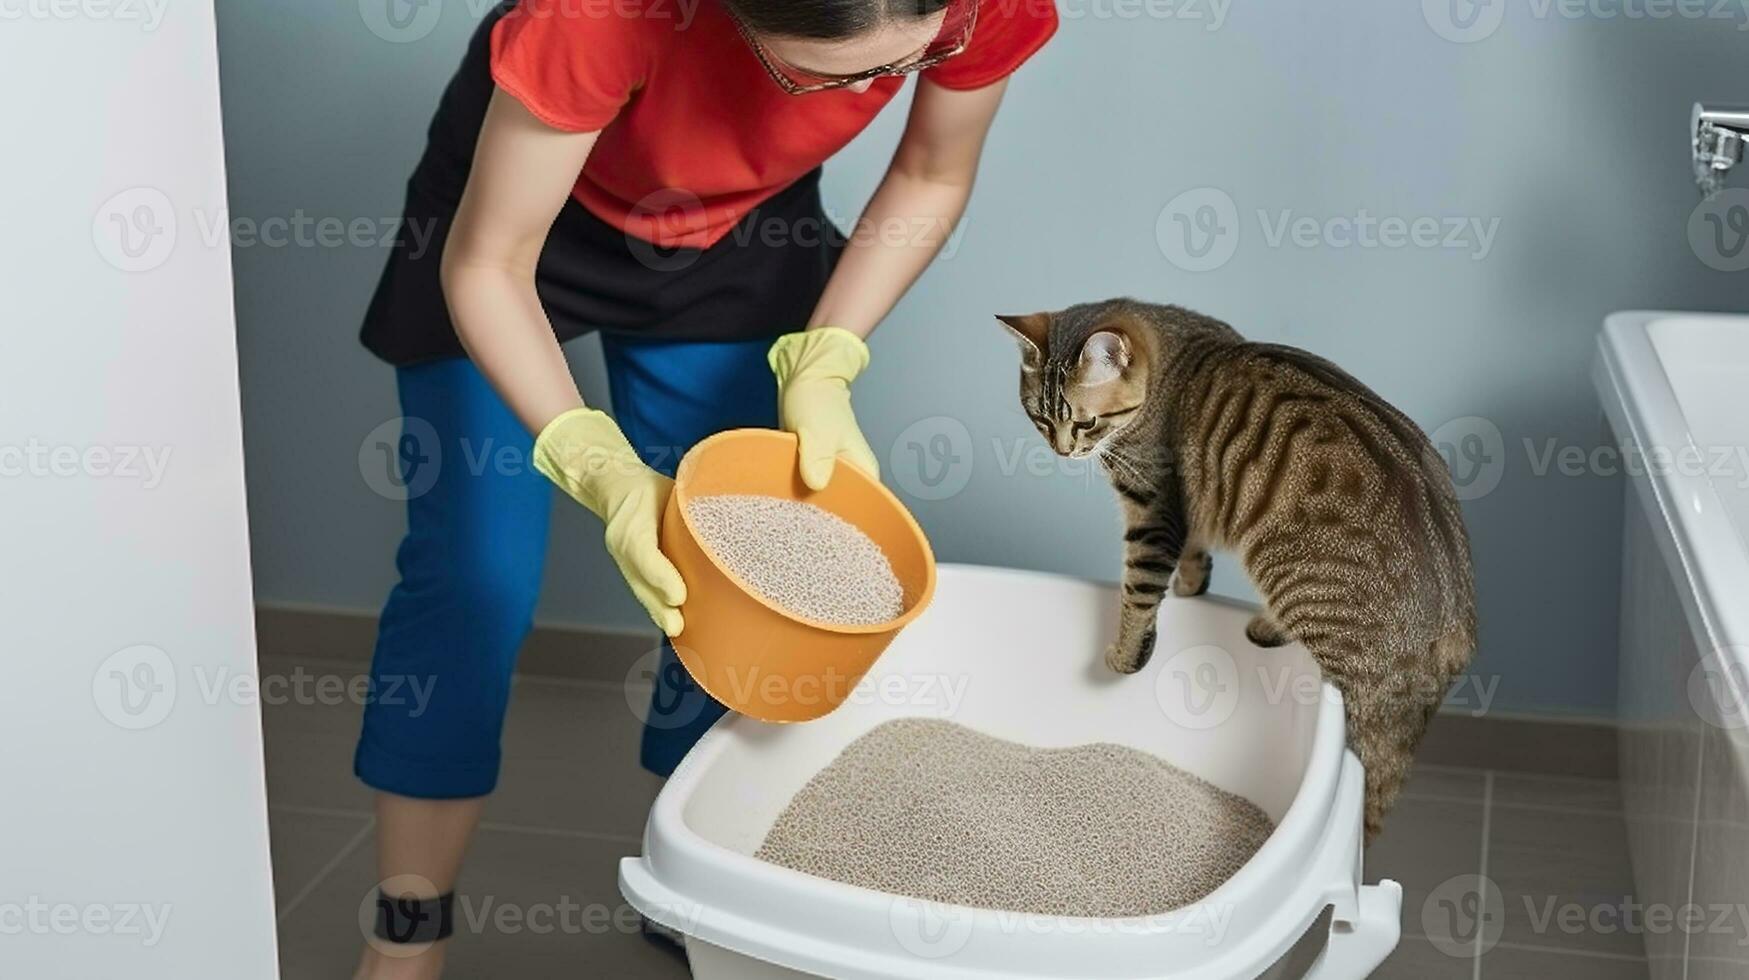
[{"left": 353, "top": 0, "right": 1055, "bottom": 973}]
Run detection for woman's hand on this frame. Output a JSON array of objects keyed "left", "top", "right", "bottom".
[
  {"left": 770, "top": 328, "right": 879, "bottom": 491},
  {"left": 533, "top": 408, "right": 687, "bottom": 637}
]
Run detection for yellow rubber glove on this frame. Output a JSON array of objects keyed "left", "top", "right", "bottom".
[
  {"left": 532, "top": 408, "right": 686, "bottom": 637},
  {"left": 769, "top": 327, "right": 879, "bottom": 491}
]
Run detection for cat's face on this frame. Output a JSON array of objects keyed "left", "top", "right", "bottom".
[{"left": 999, "top": 311, "right": 1149, "bottom": 459}]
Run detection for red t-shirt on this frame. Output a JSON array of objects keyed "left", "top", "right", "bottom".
[{"left": 491, "top": 0, "right": 1057, "bottom": 248}]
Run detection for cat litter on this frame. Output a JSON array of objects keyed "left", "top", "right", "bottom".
[
  {"left": 755, "top": 718, "right": 1275, "bottom": 917},
  {"left": 685, "top": 494, "right": 905, "bottom": 626}
]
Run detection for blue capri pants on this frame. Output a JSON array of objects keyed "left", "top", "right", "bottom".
[{"left": 353, "top": 334, "right": 776, "bottom": 799}]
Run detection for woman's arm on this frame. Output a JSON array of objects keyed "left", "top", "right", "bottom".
[
  {"left": 442, "top": 90, "right": 600, "bottom": 435},
  {"left": 806, "top": 77, "right": 1009, "bottom": 338},
  {"left": 443, "top": 90, "right": 687, "bottom": 635}
]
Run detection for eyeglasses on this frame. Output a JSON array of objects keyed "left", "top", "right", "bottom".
[{"left": 732, "top": 0, "right": 979, "bottom": 95}]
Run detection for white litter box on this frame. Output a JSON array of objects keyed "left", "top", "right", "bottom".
[{"left": 620, "top": 564, "right": 1401, "bottom": 979}]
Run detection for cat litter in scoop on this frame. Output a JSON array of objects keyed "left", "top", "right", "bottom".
[
  {"left": 684, "top": 494, "right": 904, "bottom": 627},
  {"left": 658, "top": 429, "right": 935, "bottom": 723}
]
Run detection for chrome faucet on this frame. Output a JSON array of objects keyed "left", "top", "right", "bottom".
[{"left": 1693, "top": 103, "right": 1749, "bottom": 198}]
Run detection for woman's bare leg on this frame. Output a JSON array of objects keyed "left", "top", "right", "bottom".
[{"left": 353, "top": 793, "right": 487, "bottom": 980}]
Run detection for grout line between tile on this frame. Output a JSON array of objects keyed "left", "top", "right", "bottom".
[
  {"left": 1682, "top": 726, "right": 1707, "bottom": 980},
  {"left": 523, "top": 674, "right": 647, "bottom": 695},
  {"left": 277, "top": 816, "right": 376, "bottom": 925},
  {"left": 1487, "top": 939, "right": 1648, "bottom": 962},
  {"left": 1473, "top": 770, "right": 1493, "bottom": 980},
  {"left": 1412, "top": 931, "right": 1652, "bottom": 964},
  {"left": 1397, "top": 792, "right": 1491, "bottom": 807},
  {"left": 1685, "top": 952, "right": 1749, "bottom": 968},
  {"left": 474, "top": 820, "right": 643, "bottom": 846},
  {"left": 270, "top": 803, "right": 373, "bottom": 821},
  {"left": 1392, "top": 791, "right": 1626, "bottom": 819},
  {"left": 256, "top": 654, "right": 374, "bottom": 675},
  {"left": 265, "top": 802, "right": 645, "bottom": 845},
  {"left": 1480, "top": 799, "right": 1624, "bottom": 819}
]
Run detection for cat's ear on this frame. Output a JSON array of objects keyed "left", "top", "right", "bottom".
[
  {"left": 996, "top": 313, "right": 1050, "bottom": 354},
  {"left": 1074, "top": 330, "right": 1132, "bottom": 387}
]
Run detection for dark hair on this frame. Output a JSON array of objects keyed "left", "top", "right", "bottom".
[{"left": 722, "top": 0, "right": 950, "bottom": 39}]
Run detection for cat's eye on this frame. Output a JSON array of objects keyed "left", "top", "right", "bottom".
[{"left": 1072, "top": 418, "right": 1096, "bottom": 432}]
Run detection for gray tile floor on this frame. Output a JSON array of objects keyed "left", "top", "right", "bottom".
[{"left": 263, "top": 654, "right": 1648, "bottom": 978}]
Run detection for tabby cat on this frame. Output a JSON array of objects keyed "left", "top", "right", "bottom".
[{"left": 999, "top": 298, "right": 1475, "bottom": 841}]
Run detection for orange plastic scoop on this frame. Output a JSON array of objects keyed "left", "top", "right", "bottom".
[{"left": 660, "top": 429, "right": 937, "bottom": 723}]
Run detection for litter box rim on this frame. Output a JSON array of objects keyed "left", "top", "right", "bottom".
[{"left": 620, "top": 564, "right": 1401, "bottom": 979}]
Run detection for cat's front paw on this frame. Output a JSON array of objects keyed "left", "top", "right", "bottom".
[{"left": 1104, "top": 623, "right": 1158, "bottom": 674}]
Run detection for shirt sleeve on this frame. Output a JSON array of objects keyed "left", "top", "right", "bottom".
[
  {"left": 489, "top": 0, "right": 652, "bottom": 132},
  {"left": 922, "top": 0, "right": 1058, "bottom": 91}
]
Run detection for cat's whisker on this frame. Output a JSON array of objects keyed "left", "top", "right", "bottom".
[
  {"left": 1098, "top": 445, "right": 1149, "bottom": 485},
  {"left": 1100, "top": 452, "right": 1147, "bottom": 489}
]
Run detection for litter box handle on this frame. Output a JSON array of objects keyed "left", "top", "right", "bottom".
[{"left": 1299, "top": 879, "right": 1402, "bottom": 980}]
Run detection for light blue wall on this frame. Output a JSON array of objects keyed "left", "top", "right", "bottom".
[{"left": 217, "top": 1, "right": 1749, "bottom": 717}]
